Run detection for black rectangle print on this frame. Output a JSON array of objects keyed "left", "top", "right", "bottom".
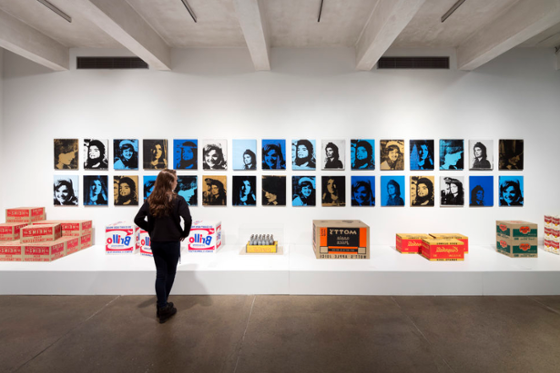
[{"left": 326, "top": 227, "right": 360, "bottom": 247}]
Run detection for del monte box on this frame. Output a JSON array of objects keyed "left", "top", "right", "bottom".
[{"left": 312, "top": 220, "right": 369, "bottom": 259}]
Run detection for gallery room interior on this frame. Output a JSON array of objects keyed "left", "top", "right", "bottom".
[{"left": 1, "top": 0, "right": 560, "bottom": 372}]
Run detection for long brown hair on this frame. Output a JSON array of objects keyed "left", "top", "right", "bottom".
[{"left": 148, "top": 169, "right": 177, "bottom": 217}]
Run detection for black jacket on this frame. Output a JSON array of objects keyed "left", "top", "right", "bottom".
[{"left": 134, "top": 196, "right": 192, "bottom": 242}]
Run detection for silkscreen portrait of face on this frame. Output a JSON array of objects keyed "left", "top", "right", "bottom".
[{"left": 54, "top": 139, "right": 79, "bottom": 170}]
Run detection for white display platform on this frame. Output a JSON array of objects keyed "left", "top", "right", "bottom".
[{"left": 1, "top": 244, "right": 560, "bottom": 295}]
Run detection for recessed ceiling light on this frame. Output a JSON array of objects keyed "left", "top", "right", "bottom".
[
  {"left": 180, "top": 0, "right": 197, "bottom": 23},
  {"left": 37, "top": 0, "right": 72, "bottom": 23},
  {"left": 441, "top": 0, "right": 466, "bottom": 23}
]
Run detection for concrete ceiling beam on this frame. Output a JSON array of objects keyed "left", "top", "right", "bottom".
[
  {"left": 84, "top": 0, "right": 171, "bottom": 70},
  {"left": 458, "top": 0, "right": 560, "bottom": 71},
  {"left": 355, "top": 0, "right": 425, "bottom": 71},
  {"left": 0, "top": 9, "right": 69, "bottom": 71},
  {"left": 233, "top": 0, "right": 270, "bottom": 71}
]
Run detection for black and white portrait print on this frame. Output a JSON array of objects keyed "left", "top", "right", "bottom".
[
  {"left": 143, "top": 139, "right": 168, "bottom": 170},
  {"left": 232, "top": 176, "right": 257, "bottom": 206},
  {"left": 83, "top": 139, "right": 109, "bottom": 170},
  {"left": 322, "top": 176, "right": 346, "bottom": 207},
  {"left": 53, "top": 175, "right": 79, "bottom": 206},
  {"left": 83, "top": 175, "right": 108, "bottom": 206},
  {"left": 292, "top": 176, "right": 316, "bottom": 207},
  {"left": 410, "top": 140, "right": 434, "bottom": 171},
  {"left": 440, "top": 140, "right": 464, "bottom": 170},
  {"left": 114, "top": 175, "right": 139, "bottom": 206},
  {"left": 202, "top": 140, "right": 228, "bottom": 170},
  {"left": 54, "top": 139, "right": 79, "bottom": 170},
  {"left": 322, "top": 140, "right": 345, "bottom": 170},
  {"left": 114, "top": 139, "right": 139, "bottom": 170},
  {"left": 469, "top": 140, "right": 493, "bottom": 170},
  {"left": 499, "top": 139, "right": 523, "bottom": 170},
  {"left": 410, "top": 176, "right": 435, "bottom": 207},
  {"left": 176, "top": 176, "right": 197, "bottom": 206},
  {"left": 380, "top": 140, "right": 405, "bottom": 171},
  {"left": 440, "top": 176, "right": 465, "bottom": 207},
  {"left": 262, "top": 176, "right": 286, "bottom": 206}
]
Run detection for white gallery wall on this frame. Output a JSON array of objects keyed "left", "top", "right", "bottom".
[
  {"left": 2, "top": 47, "right": 560, "bottom": 247},
  {"left": 0, "top": 48, "right": 4, "bottom": 215}
]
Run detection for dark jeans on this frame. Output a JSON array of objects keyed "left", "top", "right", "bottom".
[{"left": 151, "top": 241, "right": 181, "bottom": 308}]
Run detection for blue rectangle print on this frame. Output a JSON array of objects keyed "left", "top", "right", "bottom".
[
  {"left": 469, "top": 176, "right": 494, "bottom": 207},
  {"left": 232, "top": 139, "right": 257, "bottom": 171},
  {"left": 381, "top": 176, "right": 405, "bottom": 206}
]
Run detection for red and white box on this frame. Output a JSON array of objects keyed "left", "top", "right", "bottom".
[
  {"left": 105, "top": 222, "right": 137, "bottom": 254},
  {"left": 60, "top": 236, "right": 80, "bottom": 255},
  {"left": 544, "top": 227, "right": 560, "bottom": 240},
  {"left": 80, "top": 233, "right": 93, "bottom": 251},
  {"left": 421, "top": 239, "right": 465, "bottom": 261},
  {"left": 34, "top": 220, "right": 93, "bottom": 237},
  {"left": 136, "top": 229, "right": 152, "bottom": 256},
  {"left": 544, "top": 239, "right": 560, "bottom": 255},
  {"left": 20, "top": 224, "right": 62, "bottom": 243},
  {"left": 429, "top": 233, "right": 469, "bottom": 253},
  {"left": 187, "top": 220, "right": 222, "bottom": 253},
  {"left": 0, "top": 222, "right": 28, "bottom": 241},
  {"left": 545, "top": 214, "right": 560, "bottom": 229},
  {"left": 6, "top": 207, "right": 46, "bottom": 223},
  {"left": 396, "top": 234, "right": 431, "bottom": 254},
  {"left": 23, "top": 239, "right": 66, "bottom": 262},
  {"left": 0, "top": 241, "right": 23, "bottom": 261}
]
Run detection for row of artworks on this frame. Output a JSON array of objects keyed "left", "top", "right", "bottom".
[
  {"left": 54, "top": 138, "right": 524, "bottom": 172},
  {"left": 53, "top": 175, "right": 524, "bottom": 208}
]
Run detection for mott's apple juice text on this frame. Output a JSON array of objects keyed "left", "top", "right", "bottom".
[
  {"left": 105, "top": 222, "right": 136, "bottom": 254},
  {"left": 187, "top": 221, "right": 222, "bottom": 252}
]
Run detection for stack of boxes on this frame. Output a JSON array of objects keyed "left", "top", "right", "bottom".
[
  {"left": 496, "top": 220, "right": 538, "bottom": 258},
  {"left": 0, "top": 207, "right": 93, "bottom": 262},
  {"left": 396, "top": 233, "right": 468, "bottom": 261},
  {"left": 544, "top": 215, "right": 560, "bottom": 255}
]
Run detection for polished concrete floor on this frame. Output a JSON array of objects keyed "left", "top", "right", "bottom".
[{"left": 1, "top": 295, "right": 560, "bottom": 373}]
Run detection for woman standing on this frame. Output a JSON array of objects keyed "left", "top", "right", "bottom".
[{"left": 134, "top": 169, "right": 192, "bottom": 323}]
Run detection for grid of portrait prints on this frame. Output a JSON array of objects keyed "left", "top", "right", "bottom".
[{"left": 52, "top": 138, "right": 525, "bottom": 208}]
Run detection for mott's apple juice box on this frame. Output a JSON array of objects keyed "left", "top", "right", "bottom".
[
  {"left": 187, "top": 220, "right": 222, "bottom": 253},
  {"left": 136, "top": 229, "right": 152, "bottom": 256},
  {"left": 105, "top": 222, "right": 137, "bottom": 254}
]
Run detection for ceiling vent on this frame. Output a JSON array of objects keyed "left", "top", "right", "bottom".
[
  {"left": 377, "top": 57, "right": 450, "bottom": 69},
  {"left": 77, "top": 57, "right": 149, "bottom": 70}
]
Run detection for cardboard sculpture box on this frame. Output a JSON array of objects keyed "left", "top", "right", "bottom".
[
  {"left": 421, "top": 239, "right": 465, "bottom": 261},
  {"left": 0, "top": 241, "right": 23, "bottom": 261},
  {"left": 544, "top": 227, "right": 560, "bottom": 241},
  {"left": 396, "top": 234, "right": 431, "bottom": 254},
  {"left": 496, "top": 221, "right": 538, "bottom": 241},
  {"left": 545, "top": 214, "right": 559, "bottom": 229},
  {"left": 429, "top": 233, "right": 469, "bottom": 253},
  {"left": 34, "top": 220, "right": 93, "bottom": 237},
  {"left": 544, "top": 240, "right": 560, "bottom": 255},
  {"left": 136, "top": 229, "right": 152, "bottom": 256},
  {"left": 496, "top": 238, "right": 538, "bottom": 258},
  {"left": 246, "top": 242, "right": 278, "bottom": 253},
  {"left": 6, "top": 207, "right": 46, "bottom": 223},
  {"left": 20, "top": 224, "right": 62, "bottom": 244},
  {"left": 60, "top": 236, "right": 80, "bottom": 256},
  {"left": 105, "top": 222, "right": 137, "bottom": 254},
  {"left": 80, "top": 233, "right": 93, "bottom": 251},
  {"left": 23, "top": 239, "right": 66, "bottom": 262},
  {"left": 312, "top": 220, "right": 369, "bottom": 259},
  {"left": 0, "top": 222, "right": 28, "bottom": 241},
  {"left": 187, "top": 220, "right": 222, "bottom": 253}
]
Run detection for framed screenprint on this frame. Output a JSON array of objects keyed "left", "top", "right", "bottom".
[
  {"left": 202, "top": 140, "right": 228, "bottom": 170},
  {"left": 143, "top": 139, "right": 168, "bottom": 170},
  {"left": 114, "top": 176, "right": 139, "bottom": 206},
  {"left": 410, "top": 176, "right": 435, "bottom": 207},
  {"left": 232, "top": 176, "right": 257, "bottom": 206},
  {"left": 469, "top": 140, "right": 493, "bottom": 170},
  {"left": 292, "top": 176, "right": 316, "bottom": 207},
  {"left": 469, "top": 176, "right": 493, "bottom": 207},
  {"left": 54, "top": 139, "right": 79, "bottom": 170},
  {"left": 262, "top": 139, "right": 286, "bottom": 170},
  {"left": 499, "top": 140, "right": 523, "bottom": 170},
  {"left": 440, "top": 140, "right": 464, "bottom": 170},
  {"left": 380, "top": 140, "right": 404, "bottom": 170},
  {"left": 84, "top": 139, "right": 109, "bottom": 170},
  {"left": 440, "top": 176, "right": 465, "bottom": 207},
  {"left": 203, "top": 176, "right": 227, "bottom": 206},
  {"left": 292, "top": 139, "right": 316, "bottom": 170},
  {"left": 114, "top": 139, "right": 139, "bottom": 170},
  {"left": 322, "top": 140, "right": 345, "bottom": 170},
  {"left": 381, "top": 176, "right": 405, "bottom": 207},
  {"left": 177, "top": 176, "right": 198, "bottom": 206},
  {"left": 143, "top": 175, "right": 157, "bottom": 201},
  {"left": 322, "top": 176, "right": 345, "bottom": 207},
  {"left": 53, "top": 175, "right": 79, "bottom": 206},
  {"left": 351, "top": 176, "right": 375, "bottom": 206},
  {"left": 350, "top": 139, "right": 375, "bottom": 170},
  {"left": 174, "top": 139, "right": 197, "bottom": 170},
  {"left": 83, "top": 175, "right": 108, "bottom": 206},
  {"left": 262, "top": 176, "right": 286, "bottom": 206},
  {"left": 410, "top": 140, "right": 434, "bottom": 171},
  {"left": 233, "top": 140, "right": 257, "bottom": 171},
  {"left": 499, "top": 176, "right": 524, "bottom": 206}
]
